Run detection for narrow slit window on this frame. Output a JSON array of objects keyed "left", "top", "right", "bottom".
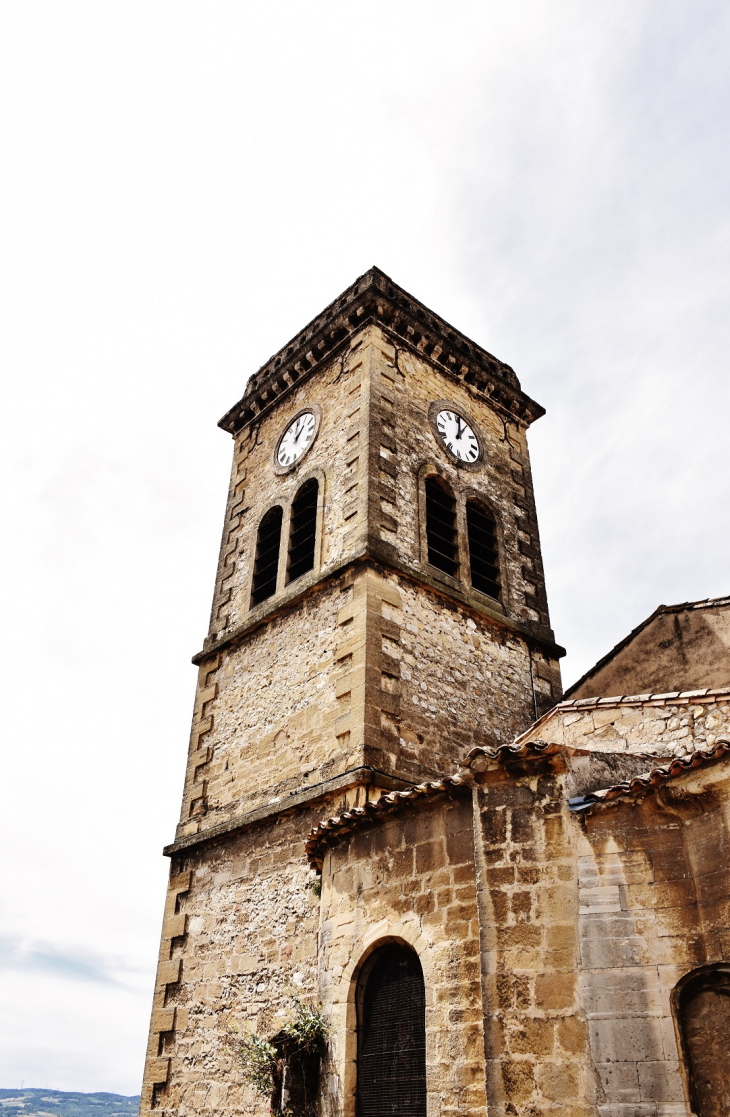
[
  {"left": 287, "top": 478, "right": 318, "bottom": 584},
  {"left": 425, "top": 476, "right": 458, "bottom": 577},
  {"left": 358, "top": 946, "right": 426, "bottom": 1117},
  {"left": 466, "top": 501, "right": 501, "bottom": 600},
  {"left": 250, "top": 506, "right": 283, "bottom": 606}
]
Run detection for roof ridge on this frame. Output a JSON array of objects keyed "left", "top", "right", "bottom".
[
  {"left": 563, "top": 594, "right": 730, "bottom": 699},
  {"left": 661, "top": 594, "right": 730, "bottom": 612},
  {"left": 554, "top": 685, "right": 730, "bottom": 712}
]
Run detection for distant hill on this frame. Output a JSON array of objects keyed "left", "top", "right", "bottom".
[{"left": 0, "top": 1090, "right": 139, "bottom": 1116}]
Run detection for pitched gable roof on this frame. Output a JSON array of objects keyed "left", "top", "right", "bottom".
[{"left": 565, "top": 596, "right": 730, "bottom": 700}]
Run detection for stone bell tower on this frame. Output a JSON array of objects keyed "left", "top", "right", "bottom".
[{"left": 140, "top": 268, "right": 564, "bottom": 1115}]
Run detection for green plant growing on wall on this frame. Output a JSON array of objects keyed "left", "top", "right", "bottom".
[
  {"left": 236, "top": 1033, "right": 279, "bottom": 1097},
  {"left": 233, "top": 998, "right": 328, "bottom": 1116},
  {"left": 282, "top": 998, "right": 328, "bottom": 1053}
]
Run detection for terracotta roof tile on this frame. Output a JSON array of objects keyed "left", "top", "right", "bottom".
[
  {"left": 567, "top": 738, "right": 730, "bottom": 813},
  {"left": 461, "top": 739, "right": 574, "bottom": 769},
  {"left": 305, "top": 775, "right": 466, "bottom": 871},
  {"left": 306, "top": 687, "right": 730, "bottom": 870}
]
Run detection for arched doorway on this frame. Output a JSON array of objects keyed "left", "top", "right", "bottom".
[
  {"left": 357, "top": 944, "right": 427, "bottom": 1117},
  {"left": 675, "top": 965, "right": 730, "bottom": 1117}
]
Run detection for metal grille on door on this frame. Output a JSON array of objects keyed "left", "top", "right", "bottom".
[{"left": 358, "top": 946, "right": 427, "bottom": 1117}]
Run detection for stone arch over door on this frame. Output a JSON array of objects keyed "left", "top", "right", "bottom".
[
  {"left": 356, "top": 943, "right": 426, "bottom": 1116},
  {"left": 326, "top": 920, "right": 436, "bottom": 1117}
]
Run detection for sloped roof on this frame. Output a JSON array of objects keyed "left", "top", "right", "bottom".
[
  {"left": 502, "top": 685, "right": 730, "bottom": 751},
  {"left": 564, "top": 596, "right": 730, "bottom": 699},
  {"left": 567, "top": 739, "right": 730, "bottom": 813},
  {"left": 305, "top": 775, "right": 466, "bottom": 871},
  {"left": 306, "top": 688, "right": 730, "bottom": 868},
  {"left": 306, "top": 731, "right": 730, "bottom": 869}
]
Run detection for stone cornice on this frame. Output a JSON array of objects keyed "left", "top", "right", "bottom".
[
  {"left": 192, "top": 550, "right": 566, "bottom": 666},
  {"left": 163, "top": 766, "right": 412, "bottom": 858},
  {"left": 218, "top": 267, "right": 545, "bottom": 436}
]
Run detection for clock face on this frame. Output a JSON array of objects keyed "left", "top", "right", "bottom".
[
  {"left": 277, "top": 411, "right": 317, "bottom": 467},
  {"left": 435, "top": 409, "right": 480, "bottom": 463}
]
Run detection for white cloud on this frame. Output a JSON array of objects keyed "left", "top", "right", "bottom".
[{"left": 0, "top": 934, "right": 150, "bottom": 990}]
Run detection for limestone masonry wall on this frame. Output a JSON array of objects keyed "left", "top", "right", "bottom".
[
  {"left": 206, "top": 332, "right": 374, "bottom": 647},
  {"left": 578, "top": 764, "right": 730, "bottom": 1117},
  {"left": 318, "top": 792, "right": 487, "bottom": 1117},
  {"left": 362, "top": 326, "right": 553, "bottom": 638},
  {"left": 366, "top": 571, "right": 554, "bottom": 780},
  {"left": 143, "top": 806, "right": 327, "bottom": 1116},
  {"left": 568, "top": 600, "right": 730, "bottom": 700},
  {"left": 179, "top": 582, "right": 350, "bottom": 832},
  {"left": 526, "top": 691, "right": 730, "bottom": 759},
  {"left": 473, "top": 760, "right": 597, "bottom": 1117}
]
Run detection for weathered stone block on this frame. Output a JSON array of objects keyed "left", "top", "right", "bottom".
[
  {"left": 595, "top": 1061, "right": 641, "bottom": 1102},
  {"left": 500, "top": 1059, "right": 536, "bottom": 1103},
  {"left": 637, "top": 1061, "right": 685, "bottom": 1104},
  {"left": 535, "top": 972, "right": 576, "bottom": 1011},
  {"left": 508, "top": 1018, "right": 555, "bottom": 1056},
  {"left": 589, "top": 1017, "right": 664, "bottom": 1064},
  {"left": 536, "top": 1060, "right": 582, "bottom": 1102}
]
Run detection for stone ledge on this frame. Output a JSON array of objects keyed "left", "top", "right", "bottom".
[
  {"left": 193, "top": 551, "right": 566, "bottom": 666},
  {"left": 163, "top": 765, "right": 413, "bottom": 857}
]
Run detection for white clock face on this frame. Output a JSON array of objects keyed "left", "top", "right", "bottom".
[
  {"left": 435, "top": 409, "right": 480, "bottom": 463},
  {"left": 277, "top": 411, "right": 317, "bottom": 467}
]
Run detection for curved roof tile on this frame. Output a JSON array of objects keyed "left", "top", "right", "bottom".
[
  {"left": 305, "top": 775, "right": 466, "bottom": 871},
  {"left": 567, "top": 738, "right": 730, "bottom": 813}
]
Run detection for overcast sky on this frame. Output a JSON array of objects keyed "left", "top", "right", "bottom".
[{"left": 1, "top": 0, "right": 729, "bottom": 1096}]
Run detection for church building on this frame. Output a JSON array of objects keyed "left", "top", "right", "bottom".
[{"left": 140, "top": 269, "right": 730, "bottom": 1117}]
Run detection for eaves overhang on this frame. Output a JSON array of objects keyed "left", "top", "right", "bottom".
[
  {"left": 461, "top": 738, "right": 586, "bottom": 769},
  {"left": 305, "top": 774, "right": 468, "bottom": 872},
  {"left": 218, "top": 267, "right": 545, "bottom": 436},
  {"left": 566, "top": 739, "right": 730, "bottom": 813}
]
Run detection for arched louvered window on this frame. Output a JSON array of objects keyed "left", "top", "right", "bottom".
[
  {"left": 466, "top": 500, "right": 501, "bottom": 600},
  {"left": 287, "top": 478, "right": 319, "bottom": 584},
  {"left": 357, "top": 945, "right": 427, "bottom": 1117},
  {"left": 425, "top": 476, "right": 458, "bottom": 578},
  {"left": 676, "top": 966, "right": 730, "bottom": 1117},
  {"left": 250, "top": 506, "right": 283, "bottom": 606}
]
